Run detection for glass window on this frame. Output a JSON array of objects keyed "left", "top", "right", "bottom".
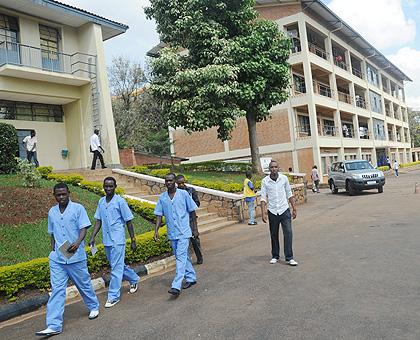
[
  {"left": 373, "top": 118, "right": 386, "bottom": 140},
  {"left": 0, "top": 99, "right": 63, "bottom": 122},
  {"left": 298, "top": 115, "right": 310, "bottom": 135},
  {"left": 369, "top": 90, "right": 382, "bottom": 113},
  {"left": 39, "top": 25, "right": 60, "bottom": 59},
  {"left": 0, "top": 13, "right": 18, "bottom": 43},
  {"left": 366, "top": 63, "right": 379, "bottom": 87}
]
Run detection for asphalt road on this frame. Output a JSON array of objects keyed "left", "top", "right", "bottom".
[{"left": 2, "top": 170, "right": 420, "bottom": 340}]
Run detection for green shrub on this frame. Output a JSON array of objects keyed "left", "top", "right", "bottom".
[
  {"left": 15, "top": 157, "right": 41, "bottom": 187},
  {"left": 180, "top": 161, "right": 251, "bottom": 172},
  {"left": 400, "top": 161, "right": 420, "bottom": 168},
  {"left": 0, "top": 123, "right": 18, "bottom": 174},
  {"left": 126, "top": 198, "right": 159, "bottom": 223},
  {"left": 79, "top": 180, "right": 125, "bottom": 196},
  {"left": 377, "top": 166, "right": 390, "bottom": 171},
  {"left": 150, "top": 168, "right": 170, "bottom": 178},
  {"left": 37, "top": 166, "right": 53, "bottom": 178},
  {"left": 0, "top": 228, "right": 171, "bottom": 300},
  {"left": 128, "top": 166, "right": 151, "bottom": 175},
  {"left": 47, "top": 173, "right": 84, "bottom": 185}
]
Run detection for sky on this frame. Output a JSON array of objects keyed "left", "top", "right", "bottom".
[{"left": 61, "top": 0, "right": 420, "bottom": 109}]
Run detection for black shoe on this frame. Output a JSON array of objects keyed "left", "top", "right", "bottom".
[
  {"left": 196, "top": 258, "right": 203, "bottom": 265},
  {"left": 102, "top": 166, "right": 107, "bottom": 169},
  {"left": 168, "top": 288, "right": 180, "bottom": 296},
  {"left": 248, "top": 222, "right": 258, "bottom": 225},
  {"left": 182, "top": 281, "right": 197, "bottom": 289}
]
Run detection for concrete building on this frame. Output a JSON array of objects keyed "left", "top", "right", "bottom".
[
  {"left": 0, "top": 0, "right": 127, "bottom": 170},
  {"left": 161, "top": 0, "right": 412, "bottom": 181}
]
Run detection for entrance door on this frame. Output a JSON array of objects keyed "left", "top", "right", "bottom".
[{"left": 17, "top": 129, "right": 31, "bottom": 159}]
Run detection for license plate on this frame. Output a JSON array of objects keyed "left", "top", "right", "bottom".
[{"left": 367, "top": 180, "right": 376, "bottom": 185}]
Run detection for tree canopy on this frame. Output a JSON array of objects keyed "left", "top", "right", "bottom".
[{"left": 145, "top": 0, "right": 291, "bottom": 172}]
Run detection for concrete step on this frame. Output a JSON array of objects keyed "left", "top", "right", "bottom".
[
  {"left": 196, "top": 212, "right": 219, "bottom": 222},
  {"left": 199, "top": 219, "right": 237, "bottom": 235},
  {"left": 198, "top": 216, "right": 229, "bottom": 227},
  {"left": 137, "top": 194, "right": 160, "bottom": 203}
]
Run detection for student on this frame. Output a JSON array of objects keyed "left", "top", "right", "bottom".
[
  {"left": 89, "top": 177, "right": 139, "bottom": 308},
  {"left": 311, "top": 165, "right": 320, "bottom": 193},
  {"left": 23, "top": 130, "right": 39, "bottom": 167},
  {"left": 175, "top": 174, "right": 203, "bottom": 264},
  {"left": 90, "top": 129, "right": 106, "bottom": 170},
  {"left": 243, "top": 170, "right": 257, "bottom": 225},
  {"left": 393, "top": 159, "right": 399, "bottom": 177},
  {"left": 36, "top": 183, "right": 99, "bottom": 337},
  {"left": 154, "top": 173, "right": 198, "bottom": 297}
]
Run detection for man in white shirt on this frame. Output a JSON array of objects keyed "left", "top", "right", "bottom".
[
  {"left": 261, "top": 160, "right": 298, "bottom": 266},
  {"left": 393, "top": 159, "right": 399, "bottom": 177},
  {"left": 90, "top": 129, "right": 106, "bottom": 170},
  {"left": 22, "top": 130, "right": 39, "bottom": 167}
]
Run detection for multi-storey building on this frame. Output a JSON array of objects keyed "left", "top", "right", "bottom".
[
  {"left": 166, "top": 0, "right": 412, "bottom": 181},
  {"left": 0, "top": 0, "right": 127, "bottom": 170}
]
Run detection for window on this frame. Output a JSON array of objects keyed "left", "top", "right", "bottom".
[
  {"left": 293, "top": 74, "right": 306, "bottom": 93},
  {"left": 298, "top": 115, "right": 310, "bottom": 135},
  {"left": 39, "top": 25, "right": 63, "bottom": 72},
  {"left": 323, "top": 119, "right": 335, "bottom": 136},
  {"left": 366, "top": 63, "right": 379, "bottom": 87},
  {"left": 321, "top": 155, "right": 338, "bottom": 175},
  {"left": 0, "top": 100, "right": 63, "bottom": 122},
  {"left": 369, "top": 90, "right": 382, "bottom": 113},
  {"left": 373, "top": 118, "right": 386, "bottom": 140},
  {"left": 0, "top": 13, "right": 18, "bottom": 43}
]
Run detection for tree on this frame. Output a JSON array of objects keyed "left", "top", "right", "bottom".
[
  {"left": 145, "top": 0, "right": 291, "bottom": 172},
  {"left": 109, "top": 57, "right": 171, "bottom": 156},
  {"left": 0, "top": 122, "right": 18, "bottom": 173},
  {"left": 408, "top": 109, "right": 420, "bottom": 147}
]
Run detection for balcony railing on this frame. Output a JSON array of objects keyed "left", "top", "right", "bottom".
[
  {"left": 295, "top": 124, "right": 311, "bottom": 138},
  {"left": 0, "top": 41, "right": 96, "bottom": 77},
  {"left": 292, "top": 82, "right": 306, "bottom": 96},
  {"left": 358, "top": 127, "right": 371, "bottom": 139},
  {"left": 342, "top": 125, "right": 355, "bottom": 138},
  {"left": 291, "top": 42, "right": 301, "bottom": 54},
  {"left": 318, "top": 124, "right": 337, "bottom": 137},
  {"left": 308, "top": 43, "right": 329, "bottom": 60},
  {"left": 351, "top": 67, "right": 363, "bottom": 79},
  {"left": 388, "top": 133, "right": 395, "bottom": 141},
  {"left": 385, "top": 107, "right": 392, "bottom": 117},
  {"left": 313, "top": 81, "right": 332, "bottom": 98},
  {"left": 337, "top": 91, "right": 353, "bottom": 104},
  {"left": 334, "top": 58, "right": 348, "bottom": 71},
  {"left": 355, "top": 96, "right": 367, "bottom": 109}
]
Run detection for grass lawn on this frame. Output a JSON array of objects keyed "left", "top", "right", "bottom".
[{"left": 0, "top": 175, "right": 154, "bottom": 266}]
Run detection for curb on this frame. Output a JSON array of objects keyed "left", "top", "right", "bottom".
[{"left": 0, "top": 256, "right": 176, "bottom": 323}]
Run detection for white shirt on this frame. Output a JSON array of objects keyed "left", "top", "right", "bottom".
[
  {"left": 260, "top": 174, "right": 293, "bottom": 215},
  {"left": 311, "top": 168, "right": 319, "bottom": 181},
  {"left": 90, "top": 134, "right": 100, "bottom": 151},
  {"left": 23, "top": 136, "right": 37, "bottom": 152},
  {"left": 394, "top": 161, "right": 399, "bottom": 170}
]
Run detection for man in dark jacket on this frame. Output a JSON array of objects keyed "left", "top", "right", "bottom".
[{"left": 176, "top": 174, "right": 203, "bottom": 264}]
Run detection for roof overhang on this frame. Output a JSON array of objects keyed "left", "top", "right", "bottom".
[{"left": 0, "top": 0, "right": 128, "bottom": 41}]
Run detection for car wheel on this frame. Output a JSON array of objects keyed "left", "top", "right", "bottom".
[
  {"left": 378, "top": 186, "right": 383, "bottom": 193},
  {"left": 347, "top": 181, "right": 356, "bottom": 196},
  {"left": 330, "top": 181, "right": 338, "bottom": 194}
]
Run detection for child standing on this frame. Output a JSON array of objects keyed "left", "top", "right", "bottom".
[{"left": 244, "top": 170, "right": 257, "bottom": 225}]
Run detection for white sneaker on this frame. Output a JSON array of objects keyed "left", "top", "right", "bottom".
[
  {"left": 287, "top": 259, "right": 298, "bottom": 266},
  {"left": 129, "top": 282, "right": 138, "bottom": 294},
  {"left": 104, "top": 299, "right": 120, "bottom": 308},
  {"left": 269, "top": 258, "right": 278, "bottom": 264},
  {"left": 35, "top": 328, "right": 61, "bottom": 336},
  {"left": 88, "top": 309, "right": 99, "bottom": 319}
]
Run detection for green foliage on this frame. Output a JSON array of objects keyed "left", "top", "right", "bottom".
[
  {"left": 408, "top": 109, "right": 420, "bottom": 147},
  {"left": 15, "top": 157, "right": 41, "bottom": 187},
  {"left": 0, "top": 123, "right": 18, "bottom": 174},
  {"left": 377, "top": 166, "right": 390, "bottom": 171},
  {"left": 150, "top": 168, "right": 171, "bottom": 178},
  {"left": 181, "top": 161, "right": 251, "bottom": 172},
  {"left": 47, "top": 173, "right": 84, "bottom": 185},
  {"left": 37, "top": 166, "right": 53, "bottom": 178},
  {"left": 400, "top": 161, "right": 420, "bottom": 168},
  {"left": 79, "top": 180, "right": 125, "bottom": 196},
  {"left": 0, "top": 228, "right": 171, "bottom": 300},
  {"left": 126, "top": 198, "right": 159, "bottom": 223}
]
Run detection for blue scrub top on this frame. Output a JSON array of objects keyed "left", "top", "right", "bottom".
[
  {"left": 94, "top": 194, "right": 134, "bottom": 246},
  {"left": 48, "top": 200, "right": 91, "bottom": 264},
  {"left": 154, "top": 189, "right": 197, "bottom": 240}
]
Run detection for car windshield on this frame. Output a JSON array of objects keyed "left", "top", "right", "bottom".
[{"left": 345, "top": 161, "right": 374, "bottom": 171}]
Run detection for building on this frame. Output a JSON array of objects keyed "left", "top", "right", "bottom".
[
  {"left": 156, "top": 0, "right": 412, "bottom": 181},
  {"left": 0, "top": 0, "right": 127, "bottom": 170}
]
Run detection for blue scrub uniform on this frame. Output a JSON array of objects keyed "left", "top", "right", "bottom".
[
  {"left": 154, "top": 189, "right": 198, "bottom": 290},
  {"left": 94, "top": 194, "right": 139, "bottom": 301},
  {"left": 46, "top": 200, "right": 99, "bottom": 332}
]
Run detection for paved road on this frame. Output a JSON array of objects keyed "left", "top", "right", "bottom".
[{"left": 2, "top": 171, "right": 420, "bottom": 339}]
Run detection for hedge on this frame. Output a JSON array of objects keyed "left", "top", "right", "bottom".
[
  {"left": 47, "top": 173, "right": 84, "bottom": 185},
  {"left": 0, "top": 123, "right": 18, "bottom": 174},
  {"left": 79, "top": 180, "right": 125, "bottom": 196},
  {"left": 0, "top": 228, "right": 170, "bottom": 301},
  {"left": 400, "top": 161, "right": 420, "bottom": 168},
  {"left": 377, "top": 166, "right": 390, "bottom": 172},
  {"left": 129, "top": 161, "right": 252, "bottom": 173},
  {"left": 37, "top": 166, "right": 53, "bottom": 178}
]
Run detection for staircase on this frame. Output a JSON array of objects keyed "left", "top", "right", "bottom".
[{"left": 57, "top": 169, "right": 239, "bottom": 235}]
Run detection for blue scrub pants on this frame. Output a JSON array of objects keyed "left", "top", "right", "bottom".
[
  {"left": 104, "top": 244, "right": 140, "bottom": 301},
  {"left": 170, "top": 237, "right": 196, "bottom": 290},
  {"left": 46, "top": 259, "right": 99, "bottom": 332}
]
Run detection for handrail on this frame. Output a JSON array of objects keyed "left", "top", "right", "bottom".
[
  {"left": 334, "top": 59, "right": 348, "bottom": 71},
  {"left": 313, "top": 80, "right": 333, "bottom": 98},
  {"left": 355, "top": 96, "right": 367, "bottom": 109},
  {"left": 295, "top": 124, "right": 311, "bottom": 138},
  {"left": 308, "top": 42, "right": 329, "bottom": 60},
  {"left": 337, "top": 91, "right": 353, "bottom": 104},
  {"left": 351, "top": 67, "right": 363, "bottom": 79},
  {"left": 318, "top": 124, "right": 337, "bottom": 137}
]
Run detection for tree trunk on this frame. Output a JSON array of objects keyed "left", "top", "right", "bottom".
[{"left": 246, "top": 111, "right": 261, "bottom": 174}]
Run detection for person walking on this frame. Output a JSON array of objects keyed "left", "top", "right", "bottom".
[
  {"left": 154, "top": 173, "right": 198, "bottom": 297},
  {"left": 36, "top": 183, "right": 99, "bottom": 337},
  {"left": 89, "top": 177, "right": 139, "bottom": 308},
  {"left": 311, "top": 165, "right": 320, "bottom": 193},
  {"left": 386, "top": 156, "right": 391, "bottom": 170},
  {"left": 90, "top": 129, "right": 106, "bottom": 170},
  {"left": 393, "top": 159, "right": 399, "bottom": 177},
  {"left": 23, "top": 130, "right": 39, "bottom": 167},
  {"left": 176, "top": 174, "right": 203, "bottom": 265},
  {"left": 261, "top": 160, "right": 298, "bottom": 266},
  {"left": 243, "top": 170, "right": 257, "bottom": 225}
]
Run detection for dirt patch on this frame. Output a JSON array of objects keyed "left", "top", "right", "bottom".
[{"left": 0, "top": 187, "right": 56, "bottom": 224}]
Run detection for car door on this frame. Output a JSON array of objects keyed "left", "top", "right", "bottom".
[{"left": 335, "top": 162, "right": 345, "bottom": 188}]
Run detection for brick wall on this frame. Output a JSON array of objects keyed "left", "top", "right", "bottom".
[
  {"left": 119, "top": 148, "right": 136, "bottom": 167},
  {"left": 265, "top": 151, "right": 293, "bottom": 172},
  {"left": 173, "top": 127, "right": 225, "bottom": 157},
  {"left": 297, "top": 148, "right": 314, "bottom": 178},
  {"left": 256, "top": 3, "right": 302, "bottom": 21}
]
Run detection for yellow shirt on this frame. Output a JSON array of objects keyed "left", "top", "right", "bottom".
[{"left": 243, "top": 178, "right": 256, "bottom": 198}]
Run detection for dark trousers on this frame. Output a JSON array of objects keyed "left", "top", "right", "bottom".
[
  {"left": 268, "top": 209, "right": 293, "bottom": 261},
  {"left": 190, "top": 236, "right": 203, "bottom": 264},
  {"left": 91, "top": 150, "right": 105, "bottom": 170},
  {"left": 27, "top": 151, "right": 39, "bottom": 167}
]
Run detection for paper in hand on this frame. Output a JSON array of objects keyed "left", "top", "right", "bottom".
[
  {"left": 58, "top": 240, "right": 74, "bottom": 259},
  {"left": 90, "top": 245, "right": 98, "bottom": 256}
]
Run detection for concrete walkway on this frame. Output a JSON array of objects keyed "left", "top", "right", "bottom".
[{"left": 2, "top": 170, "right": 420, "bottom": 339}]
